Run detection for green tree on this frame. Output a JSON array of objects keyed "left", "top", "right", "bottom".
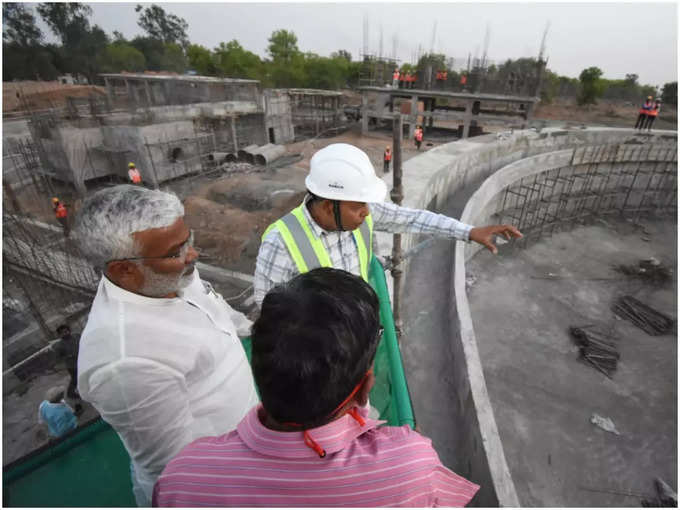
[
  {"left": 130, "top": 36, "right": 165, "bottom": 70},
  {"left": 2, "top": 3, "right": 58, "bottom": 80},
  {"left": 661, "top": 81, "right": 677, "bottom": 105},
  {"left": 187, "top": 44, "right": 216, "bottom": 75},
  {"left": 37, "top": 3, "right": 108, "bottom": 82},
  {"left": 135, "top": 4, "right": 188, "bottom": 47},
  {"left": 3, "top": 3, "right": 43, "bottom": 46},
  {"left": 331, "top": 49, "right": 352, "bottom": 61},
  {"left": 160, "top": 43, "right": 187, "bottom": 73},
  {"left": 304, "top": 53, "right": 349, "bottom": 89},
  {"left": 99, "top": 42, "right": 146, "bottom": 72},
  {"left": 267, "top": 29, "right": 299, "bottom": 62},
  {"left": 213, "top": 40, "right": 263, "bottom": 80},
  {"left": 578, "top": 66, "right": 604, "bottom": 105}
]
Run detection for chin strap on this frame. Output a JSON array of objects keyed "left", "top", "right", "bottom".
[{"left": 332, "top": 200, "right": 344, "bottom": 232}]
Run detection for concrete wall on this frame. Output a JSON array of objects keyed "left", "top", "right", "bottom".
[
  {"left": 264, "top": 90, "right": 295, "bottom": 144},
  {"left": 385, "top": 126, "right": 677, "bottom": 507}
]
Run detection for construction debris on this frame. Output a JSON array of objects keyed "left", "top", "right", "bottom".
[
  {"left": 590, "top": 413, "right": 620, "bottom": 435},
  {"left": 613, "top": 258, "right": 673, "bottom": 285},
  {"left": 570, "top": 325, "right": 620, "bottom": 377},
  {"left": 642, "top": 478, "right": 678, "bottom": 507},
  {"left": 612, "top": 296, "right": 674, "bottom": 336}
]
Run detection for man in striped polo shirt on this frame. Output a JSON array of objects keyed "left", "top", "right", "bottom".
[{"left": 153, "top": 268, "right": 479, "bottom": 507}]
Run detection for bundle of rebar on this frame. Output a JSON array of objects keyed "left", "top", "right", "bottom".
[
  {"left": 613, "top": 258, "right": 673, "bottom": 286},
  {"left": 569, "top": 325, "right": 620, "bottom": 377},
  {"left": 612, "top": 295, "right": 674, "bottom": 336}
]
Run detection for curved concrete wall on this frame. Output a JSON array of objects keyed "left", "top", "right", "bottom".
[{"left": 388, "top": 127, "right": 677, "bottom": 507}]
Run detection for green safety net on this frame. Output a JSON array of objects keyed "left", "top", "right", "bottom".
[{"left": 3, "top": 256, "right": 414, "bottom": 507}]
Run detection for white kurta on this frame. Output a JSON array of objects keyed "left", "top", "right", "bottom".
[{"left": 78, "top": 269, "right": 259, "bottom": 505}]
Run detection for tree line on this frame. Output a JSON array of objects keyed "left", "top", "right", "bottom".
[{"left": 2, "top": 2, "right": 676, "bottom": 106}]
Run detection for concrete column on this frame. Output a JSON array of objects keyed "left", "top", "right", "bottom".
[
  {"left": 524, "top": 102, "right": 535, "bottom": 129},
  {"left": 125, "top": 79, "right": 134, "bottom": 111},
  {"left": 428, "top": 98, "right": 434, "bottom": 129},
  {"left": 462, "top": 99, "right": 473, "bottom": 139},
  {"left": 104, "top": 78, "right": 114, "bottom": 107},
  {"left": 144, "top": 80, "right": 153, "bottom": 107},
  {"left": 231, "top": 116, "right": 238, "bottom": 152},
  {"left": 408, "top": 94, "right": 417, "bottom": 139},
  {"left": 361, "top": 93, "right": 369, "bottom": 135}
]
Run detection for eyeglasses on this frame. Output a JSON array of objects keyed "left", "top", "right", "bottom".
[{"left": 108, "top": 230, "right": 194, "bottom": 264}]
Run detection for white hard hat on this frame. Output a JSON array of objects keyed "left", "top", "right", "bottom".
[{"left": 306, "top": 144, "right": 387, "bottom": 203}]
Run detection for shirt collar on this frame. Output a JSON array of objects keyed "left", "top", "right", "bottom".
[
  {"left": 237, "top": 404, "right": 385, "bottom": 459},
  {"left": 101, "top": 268, "right": 198, "bottom": 307},
  {"left": 301, "top": 195, "right": 329, "bottom": 238}
]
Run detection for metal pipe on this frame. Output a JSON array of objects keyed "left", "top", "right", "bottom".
[{"left": 391, "top": 113, "right": 404, "bottom": 335}]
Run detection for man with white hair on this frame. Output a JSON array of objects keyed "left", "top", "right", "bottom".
[{"left": 73, "top": 185, "right": 258, "bottom": 506}]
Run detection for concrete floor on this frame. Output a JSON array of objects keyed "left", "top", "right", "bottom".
[
  {"left": 3, "top": 366, "right": 99, "bottom": 465},
  {"left": 465, "top": 217, "right": 677, "bottom": 506}
]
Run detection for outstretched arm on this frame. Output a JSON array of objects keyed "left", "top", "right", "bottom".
[{"left": 469, "top": 224, "right": 523, "bottom": 254}]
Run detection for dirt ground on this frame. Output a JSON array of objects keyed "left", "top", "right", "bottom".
[
  {"left": 535, "top": 100, "right": 677, "bottom": 131},
  {"left": 164, "top": 124, "right": 437, "bottom": 273},
  {"left": 3, "top": 81, "right": 106, "bottom": 113}
]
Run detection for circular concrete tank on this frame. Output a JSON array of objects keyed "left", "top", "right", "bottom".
[{"left": 384, "top": 128, "right": 677, "bottom": 507}]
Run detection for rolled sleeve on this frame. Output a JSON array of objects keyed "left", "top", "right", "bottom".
[{"left": 370, "top": 201, "right": 473, "bottom": 241}]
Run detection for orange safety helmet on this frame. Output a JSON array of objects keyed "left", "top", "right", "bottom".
[{"left": 52, "top": 197, "right": 60, "bottom": 203}]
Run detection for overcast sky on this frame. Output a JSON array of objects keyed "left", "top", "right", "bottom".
[{"left": 34, "top": 2, "right": 677, "bottom": 86}]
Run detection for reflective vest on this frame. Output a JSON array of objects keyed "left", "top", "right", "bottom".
[
  {"left": 649, "top": 105, "right": 660, "bottom": 117},
  {"left": 393, "top": 70, "right": 399, "bottom": 80},
  {"left": 415, "top": 129, "right": 423, "bottom": 142},
  {"left": 399, "top": 73, "right": 405, "bottom": 82},
  {"left": 384, "top": 150, "right": 392, "bottom": 161},
  {"left": 442, "top": 71, "right": 448, "bottom": 80},
  {"left": 262, "top": 203, "right": 374, "bottom": 282},
  {"left": 461, "top": 75, "right": 467, "bottom": 85},
  {"left": 128, "top": 168, "right": 141, "bottom": 183},
  {"left": 55, "top": 203, "right": 67, "bottom": 218},
  {"left": 639, "top": 100, "right": 653, "bottom": 115}
]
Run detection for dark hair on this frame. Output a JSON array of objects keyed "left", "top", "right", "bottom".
[{"left": 252, "top": 268, "right": 381, "bottom": 427}]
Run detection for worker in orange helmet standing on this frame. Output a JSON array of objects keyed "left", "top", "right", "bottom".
[
  {"left": 383, "top": 145, "right": 392, "bottom": 174},
  {"left": 128, "top": 162, "right": 142, "bottom": 185},
  {"left": 52, "top": 197, "right": 69, "bottom": 237},
  {"left": 643, "top": 99, "right": 661, "bottom": 132},
  {"left": 634, "top": 96, "right": 654, "bottom": 130},
  {"left": 414, "top": 125, "right": 423, "bottom": 150}
]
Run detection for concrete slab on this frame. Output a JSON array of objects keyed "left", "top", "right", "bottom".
[{"left": 466, "top": 218, "right": 677, "bottom": 506}]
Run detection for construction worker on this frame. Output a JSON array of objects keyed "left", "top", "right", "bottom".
[
  {"left": 392, "top": 67, "right": 400, "bottom": 88},
  {"left": 643, "top": 99, "right": 661, "bottom": 131},
  {"left": 414, "top": 125, "right": 424, "bottom": 150},
  {"left": 383, "top": 145, "right": 392, "bottom": 174},
  {"left": 253, "top": 143, "right": 523, "bottom": 307},
  {"left": 399, "top": 70, "right": 405, "bottom": 89},
  {"left": 52, "top": 197, "right": 69, "bottom": 237},
  {"left": 635, "top": 96, "right": 654, "bottom": 130},
  {"left": 128, "top": 162, "right": 142, "bottom": 185}
]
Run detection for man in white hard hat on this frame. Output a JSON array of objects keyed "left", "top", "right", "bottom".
[{"left": 254, "top": 143, "right": 522, "bottom": 306}]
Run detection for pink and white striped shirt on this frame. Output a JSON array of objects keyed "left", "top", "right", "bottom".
[{"left": 153, "top": 404, "right": 479, "bottom": 507}]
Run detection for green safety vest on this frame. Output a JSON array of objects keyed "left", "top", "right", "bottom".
[{"left": 262, "top": 203, "right": 374, "bottom": 281}]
